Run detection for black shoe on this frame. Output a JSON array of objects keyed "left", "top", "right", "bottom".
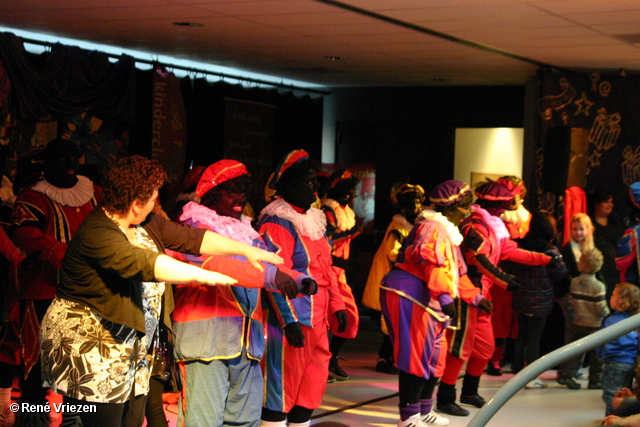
[
  {"left": 557, "top": 375, "right": 581, "bottom": 389},
  {"left": 329, "top": 357, "right": 349, "bottom": 381},
  {"left": 376, "top": 359, "right": 400, "bottom": 374},
  {"left": 327, "top": 373, "right": 336, "bottom": 383},
  {"left": 588, "top": 382, "right": 603, "bottom": 389},
  {"left": 486, "top": 361, "right": 503, "bottom": 376},
  {"left": 436, "top": 402, "right": 469, "bottom": 416},
  {"left": 460, "top": 394, "right": 486, "bottom": 408}
]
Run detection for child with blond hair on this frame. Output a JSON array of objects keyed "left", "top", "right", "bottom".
[{"left": 557, "top": 247, "right": 610, "bottom": 389}]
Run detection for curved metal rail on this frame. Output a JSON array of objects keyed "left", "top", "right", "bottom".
[{"left": 468, "top": 313, "right": 640, "bottom": 427}]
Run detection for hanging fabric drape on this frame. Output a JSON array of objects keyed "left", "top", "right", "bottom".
[{"left": 0, "top": 32, "right": 136, "bottom": 123}]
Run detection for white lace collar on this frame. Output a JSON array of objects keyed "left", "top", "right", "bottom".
[
  {"left": 260, "top": 197, "right": 327, "bottom": 240},
  {"left": 31, "top": 175, "right": 95, "bottom": 207},
  {"left": 416, "top": 209, "right": 463, "bottom": 246},
  {"left": 179, "top": 201, "right": 258, "bottom": 245},
  {"left": 322, "top": 197, "right": 356, "bottom": 231}
]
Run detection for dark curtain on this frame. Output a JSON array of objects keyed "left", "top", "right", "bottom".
[
  {"left": 0, "top": 32, "right": 135, "bottom": 123},
  {"left": 532, "top": 69, "right": 640, "bottom": 222},
  {"left": 179, "top": 77, "right": 323, "bottom": 193}
]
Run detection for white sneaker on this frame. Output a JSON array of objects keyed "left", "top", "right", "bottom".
[
  {"left": 422, "top": 409, "right": 450, "bottom": 426},
  {"left": 398, "top": 413, "right": 427, "bottom": 427},
  {"left": 524, "top": 378, "right": 548, "bottom": 389}
]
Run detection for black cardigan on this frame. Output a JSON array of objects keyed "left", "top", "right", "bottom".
[{"left": 57, "top": 208, "right": 206, "bottom": 334}]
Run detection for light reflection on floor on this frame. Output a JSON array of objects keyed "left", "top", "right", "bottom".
[{"left": 152, "top": 317, "right": 606, "bottom": 427}]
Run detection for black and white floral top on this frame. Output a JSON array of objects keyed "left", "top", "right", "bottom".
[{"left": 40, "top": 214, "right": 165, "bottom": 403}]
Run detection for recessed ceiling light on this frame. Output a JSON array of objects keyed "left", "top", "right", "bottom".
[
  {"left": 325, "top": 56, "right": 346, "bottom": 61},
  {"left": 173, "top": 22, "right": 204, "bottom": 27}
]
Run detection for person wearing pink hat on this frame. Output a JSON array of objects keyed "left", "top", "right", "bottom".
[
  {"left": 170, "top": 159, "right": 308, "bottom": 427},
  {"left": 381, "top": 179, "right": 493, "bottom": 427},
  {"left": 436, "top": 181, "right": 552, "bottom": 417},
  {"left": 486, "top": 175, "right": 532, "bottom": 376},
  {"left": 257, "top": 150, "right": 347, "bottom": 427}
]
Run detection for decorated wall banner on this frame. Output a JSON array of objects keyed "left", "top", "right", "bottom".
[
  {"left": 151, "top": 67, "right": 187, "bottom": 186},
  {"left": 534, "top": 70, "right": 640, "bottom": 220}
]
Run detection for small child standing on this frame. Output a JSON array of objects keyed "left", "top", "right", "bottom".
[
  {"left": 599, "top": 282, "right": 640, "bottom": 416},
  {"left": 557, "top": 247, "right": 610, "bottom": 389}
]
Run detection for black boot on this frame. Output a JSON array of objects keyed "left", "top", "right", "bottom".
[
  {"left": 460, "top": 373, "right": 486, "bottom": 408},
  {"left": 329, "top": 357, "right": 349, "bottom": 381},
  {"left": 436, "top": 382, "right": 469, "bottom": 416}
]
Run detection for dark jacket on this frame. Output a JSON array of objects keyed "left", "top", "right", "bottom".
[{"left": 505, "top": 237, "right": 570, "bottom": 317}]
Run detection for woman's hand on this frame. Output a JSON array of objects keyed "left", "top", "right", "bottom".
[
  {"left": 196, "top": 270, "right": 238, "bottom": 286},
  {"left": 243, "top": 245, "right": 283, "bottom": 272}
]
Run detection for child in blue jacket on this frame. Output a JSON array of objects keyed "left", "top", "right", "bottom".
[{"left": 599, "top": 282, "right": 640, "bottom": 416}]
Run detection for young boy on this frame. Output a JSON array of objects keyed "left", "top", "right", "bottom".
[{"left": 557, "top": 247, "right": 610, "bottom": 389}]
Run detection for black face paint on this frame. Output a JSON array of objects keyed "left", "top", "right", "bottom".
[
  {"left": 43, "top": 139, "right": 79, "bottom": 189},
  {"left": 281, "top": 169, "right": 319, "bottom": 211}
]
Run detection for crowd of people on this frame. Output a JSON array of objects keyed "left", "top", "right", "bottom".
[{"left": 0, "top": 138, "right": 639, "bottom": 427}]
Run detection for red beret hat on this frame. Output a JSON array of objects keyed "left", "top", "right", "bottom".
[
  {"left": 474, "top": 181, "right": 513, "bottom": 201},
  {"left": 196, "top": 160, "right": 248, "bottom": 198}
]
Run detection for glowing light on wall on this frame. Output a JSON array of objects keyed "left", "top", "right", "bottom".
[{"left": 454, "top": 127, "right": 524, "bottom": 185}]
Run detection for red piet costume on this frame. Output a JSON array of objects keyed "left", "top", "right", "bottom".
[
  {"left": 321, "top": 198, "right": 360, "bottom": 338},
  {"left": 258, "top": 198, "right": 345, "bottom": 413},
  {"left": 10, "top": 176, "right": 101, "bottom": 374},
  {"left": 442, "top": 205, "right": 550, "bottom": 379}
]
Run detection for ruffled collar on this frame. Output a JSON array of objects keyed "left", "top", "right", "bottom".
[
  {"left": 500, "top": 204, "right": 531, "bottom": 224},
  {"left": 416, "top": 209, "right": 463, "bottom": 246},
  {"left": 322, "top": 197, "right": 356, "bottom": 231},
  {"left": 260, "top": 197, "right": 327, "bottom": 240},
  {"left": 179, "top": 201, "right": 258, "bottom": 245},
  {"left": 472, "top": 205, "right": 510, "bottom": 241},
  {"left": 392, "top": 214, "right": 414, "bottom": 232},
  {"left": 31, "top": 175, "right": 95, "bottom": 207}
]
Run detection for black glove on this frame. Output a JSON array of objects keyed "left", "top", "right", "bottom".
[
  {"left": 274, "top": 269, "right": 299, "bottom": 299},
  {"left": 334, "top": 310, "right": 348, "bottom": 333},
  {"left": 300, "top": 278, "right": 318, "bottom": 296},
  {"left": 506, "top": 278, "right": 522, "bottom": 292},
  {"left": 441, "top": 302, "right": 457, "bottom": 319},
  {"left": 477, "top": 298, "right": 493, "bottom": 313},
  {"left": 284, "top": 322, "right": 305, "bottom": 348}
]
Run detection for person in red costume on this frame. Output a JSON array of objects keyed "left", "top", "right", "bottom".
[
  {"left": 486, "top": 175, "right": 532, "bottom": 376},
  {"left": 0, "top": 228, "right": 25, "bottom": 427},
  {"left": 171, "top": 159, "right": 305, "bottom": 427},
  {"left": 381, "top": 179, "right": 493, "bottom": 427},
  {"left": 435, "top": 181, "right": 552, "bottom": 417},
  {"left": 9, "top": 138, "right": 102, "bottom": 425},
  {"left": 321, "top": 169, "right": 361, "bottom": 381},
  {"left": 257, "top": 150, "right": 347, "bottom": 427}
]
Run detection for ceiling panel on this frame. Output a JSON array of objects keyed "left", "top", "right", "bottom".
[{"left": 0, "top": 0, "right": 639, "bottom": 87}]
